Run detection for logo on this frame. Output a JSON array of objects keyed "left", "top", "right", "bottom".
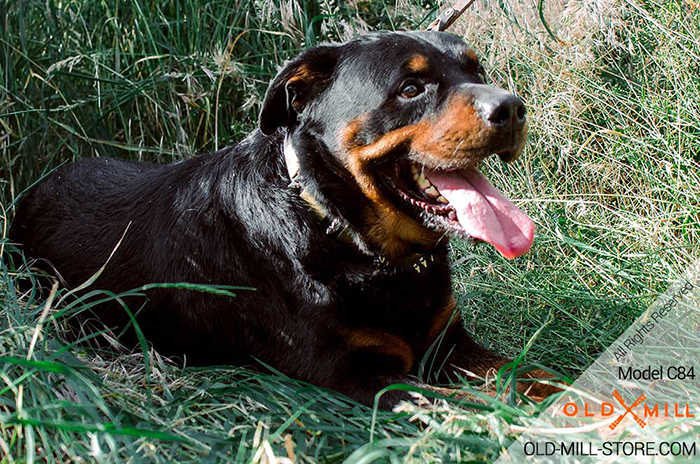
[
  {"left": 610, "top": 390, "right": 646, "bottom": 430},
  {"left": 561, "top": 390, "right": 694, "bottom": 430}
]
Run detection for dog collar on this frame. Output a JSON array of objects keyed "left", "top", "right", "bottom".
[
  {"left": 283, "top": 138, "right": 436, "bottom": 273},
  {"left": 284, "top": 138, "right": 362, "bottom": 247}
]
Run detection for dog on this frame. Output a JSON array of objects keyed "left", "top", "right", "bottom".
[{"left": 11, "top": 31, "right": 557, "bottom": 408}]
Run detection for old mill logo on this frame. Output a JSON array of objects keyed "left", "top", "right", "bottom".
[{"left": 562, "top": 390, "right": 694, "bottom": 430}]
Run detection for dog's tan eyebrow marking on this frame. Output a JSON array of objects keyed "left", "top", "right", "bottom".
[
  {"left": 286, "top": 64, "right": 324, "bottom": 111},
  {"left": 342, "top": 328, "right": 415, "bottom": 372},
  {"left": 460, "top": 49, "right": 480, "bottom": 73},
  {"left": 406, "top": 54, "right": 430, "bottom": 74}
]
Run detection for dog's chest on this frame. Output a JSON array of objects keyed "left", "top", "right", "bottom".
[{"left": 333, "top": 257, "right": 453, "bottom": 333}]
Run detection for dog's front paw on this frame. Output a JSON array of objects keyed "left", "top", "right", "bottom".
[{"left": 517, "top": 368, "right": 565, "bottom": 402}]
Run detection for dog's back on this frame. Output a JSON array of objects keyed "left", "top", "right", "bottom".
[
  {"left": 15, "top": 158, "right": 155, "bottom": 277},
  {"left": 11, "top": 135, "right": 331, "bottom": 365},
  {"left": 14, "top": 157, "right": 184, "bottom": 291}
]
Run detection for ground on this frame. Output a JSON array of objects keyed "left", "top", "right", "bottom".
[{"left": 1, "top": 0, "right": 699, "bottom": 462}]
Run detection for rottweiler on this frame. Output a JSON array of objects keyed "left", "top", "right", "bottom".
[{"left": 11, "top": 31, "right": 557, "bottom": 408}]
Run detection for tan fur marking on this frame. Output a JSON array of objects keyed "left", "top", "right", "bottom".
[
  {"left": 464, "top": 49, "right": 479, "bottom": 62},
  {"left": 460, "top": 49, "right": 480, "bottom": 73},
  {"left": 520, "top": 369, "right": 564, "bottom": 400},
  {"left": 342, "top": 120, "right": 441, "bottom": 258},
  {"left": 412, "top": 95, "right": 488, "bottom": 163},
  {"left": 287, "top": 64, "right": 326, "bottom": 111},
  {"left": 406, "top": 54, "right": 430, "bottom": 74},
  {"left": 288, "top": 63, "right": 321, "bottom": 83},
  {"left": 343, "top": 328, "right": 415, "bottom": 372},
  {"left": 339, "top": 94, "right": 494, "bottom": 259},
  {"left": 470, "top": 361, "right": 563, "bottom": 401},
  {"left": 426, "top": 296, "right": 459, "bottom": 345}
]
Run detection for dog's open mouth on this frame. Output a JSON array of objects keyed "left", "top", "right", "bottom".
[{"left": 390, "top": 161, "right": 535, "bottom": 260}]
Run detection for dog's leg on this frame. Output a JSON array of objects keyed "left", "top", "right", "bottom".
[
  {"left": 329, "top": 374, "right": 423, "bottom": 409},
  {"left": 320, "top": 355, "right": 485, "bottom": 410},
  {"left": 332, "top": 375, "right": 489, "bottom": 410},
  {"left": 303, "top": 327, "right": 485, "bottom": 409},
  {"left": 320, "top": 331, "right": 422, "bottom": 409},
  {"left": 431, "top": 327, "right": 560, "bottom": 400},
  {"left": 423, "top": 299, "right": 561, "bottom": 401}
]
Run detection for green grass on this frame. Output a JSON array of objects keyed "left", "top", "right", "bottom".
[{"left": 1, "top": 0, "right": 699, "bottom": 462}]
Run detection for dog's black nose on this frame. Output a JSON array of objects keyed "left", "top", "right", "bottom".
[
  {"left": 481, "top": 93, "right": 526, "bottom": 128},
  {"left": 464, "top": 84, "right": 527, "bottom": 130},
  {"left": 457, "top": 84, "right": 528, "bottom": 163}
]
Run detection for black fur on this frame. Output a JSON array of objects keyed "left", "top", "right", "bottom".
[{"left": 11, "top": 31, "right": 550, "bottom": 408}]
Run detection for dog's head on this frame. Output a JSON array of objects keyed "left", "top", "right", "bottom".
[{"left": 260, "top": 31, "right": 534, "bottom": 260}]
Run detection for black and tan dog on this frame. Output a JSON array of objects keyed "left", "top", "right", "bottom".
[{"left": 11, "top": 31, "right": 556, "bottom": 408}]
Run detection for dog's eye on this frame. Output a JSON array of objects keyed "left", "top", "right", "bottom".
[
  {"left": 399, "top": 81, "right": 424, "bottom": 99},
  {"left": 477, "top": 65, "right": 488, "bottom": 83}
]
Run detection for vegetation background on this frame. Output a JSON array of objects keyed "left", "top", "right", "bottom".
[{"left": 1, "top": 0, "right": 699, "bottom": 462}]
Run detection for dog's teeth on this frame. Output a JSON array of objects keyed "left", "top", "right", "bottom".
[
  {"left": 448, "top": 210, "right": 457, "bottom": 221},
  {"left": 416, "top": 173, "right": 431, "bottom": 189},
  {"left": 437, "top": 195, "right": 449, "bottom": 204},
  {"left": 411, "top": 164, "right": 420, "bottom": 182},
  {"left": 424, "top": 186, "right": 439, "bottom": 198}
]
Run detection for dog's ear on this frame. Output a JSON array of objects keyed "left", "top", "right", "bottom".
[{"left": 259, "top": 45, "right": 340, "bottom": 135}]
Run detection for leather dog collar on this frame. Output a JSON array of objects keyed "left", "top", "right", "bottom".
[
  {"left": 283, "top": 138, "right": 437, "bottom": 273},
  {"left": 283, "top": 138, "right": 360, "bottom": 249}
]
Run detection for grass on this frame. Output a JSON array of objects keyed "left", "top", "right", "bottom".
[{"left": 1, "top": 0, "right": 699, "bottom": 462}]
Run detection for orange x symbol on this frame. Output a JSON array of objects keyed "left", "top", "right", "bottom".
[{"left": 610, "top": 390, "right": 646, "bottom": 430}]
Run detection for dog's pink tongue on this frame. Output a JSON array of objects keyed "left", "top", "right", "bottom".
[{"left": 424, "top": 169, "right": 535, "bottom": 259}]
